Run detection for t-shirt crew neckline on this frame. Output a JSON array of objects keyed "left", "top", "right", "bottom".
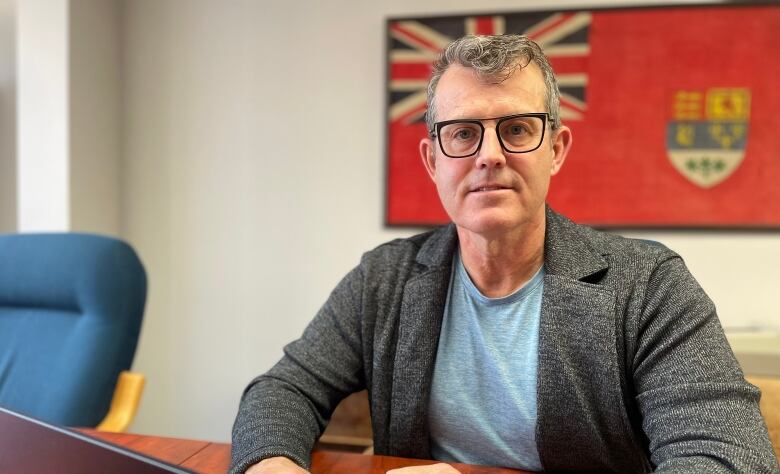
[{"left": 455, "top": 249, "right": 545, "bottom": 307}]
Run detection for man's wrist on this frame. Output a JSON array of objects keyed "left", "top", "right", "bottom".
[{"left": 246, "top": 455, "right": 308, "bottom": 473}]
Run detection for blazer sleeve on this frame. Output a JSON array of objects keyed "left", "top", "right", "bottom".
[
  {"left": 229, "top": 264, "right": 366, "bottom": 473},
  {"left": 632, "top": 254, "right": 778, "bottom": 473}
]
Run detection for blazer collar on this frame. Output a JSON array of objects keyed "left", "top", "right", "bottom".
[
  {"left": 415, "top": 223, "right": 458, "bottom": 269},
  {"left": 413, "top": 206, "right": 609, "bottom": 282},
  {"left": 543, "top": 206, "right": 609, "bottom": 281}
]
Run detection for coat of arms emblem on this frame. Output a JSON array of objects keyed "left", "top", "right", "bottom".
[{"left": 666, "top": 88, "right": 750, "bottom": 188}]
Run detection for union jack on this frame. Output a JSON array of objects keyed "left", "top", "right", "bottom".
[{"left": 387, "top": 12, "right": 591, "bottom": 126}]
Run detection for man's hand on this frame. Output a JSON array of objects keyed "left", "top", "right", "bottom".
[
  {"left": 386, "top": 463, "right": 462, "bottom": 474},
  {"left": 245, "top": 456, "right": 309, "bottom": 474}
]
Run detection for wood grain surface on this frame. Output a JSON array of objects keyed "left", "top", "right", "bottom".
[{"left": 79, "top": 429, "right": 528, "bottom": 474}]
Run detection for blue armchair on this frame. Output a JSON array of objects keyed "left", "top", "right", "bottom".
[{"left": 0, "top": 233, "right": 147, "bottom": 429}]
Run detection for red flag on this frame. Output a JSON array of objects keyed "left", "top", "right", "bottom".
[{"left": 385, "top": 5, "right": 780, "bottom": 227}]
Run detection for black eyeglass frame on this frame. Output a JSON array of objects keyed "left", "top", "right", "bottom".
[{"left": 430, "top": 112, "right": 551, "bottom": 158}]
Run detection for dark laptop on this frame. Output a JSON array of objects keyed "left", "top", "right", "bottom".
[{"left": 0, "top": 406, "right": 195, "bottom": 473}]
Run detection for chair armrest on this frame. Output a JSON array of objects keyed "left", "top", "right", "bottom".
[{"left": 96, "top": 371, "right": 145, "bottom": 433}]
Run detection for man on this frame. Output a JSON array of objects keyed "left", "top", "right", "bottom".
[{"left": 231, "top": 35, "right": 778, "bottom": 473}]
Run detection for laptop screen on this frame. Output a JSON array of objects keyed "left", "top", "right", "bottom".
[{"left": 0, "top": 407, "right": 194, "bottom": 473}]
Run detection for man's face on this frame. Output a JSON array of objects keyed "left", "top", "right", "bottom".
[{"left": 420, "top": 63, "right": 572, "bottom": 238}]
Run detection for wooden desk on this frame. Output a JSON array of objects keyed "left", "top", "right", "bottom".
[{"left": 79, "top": 429, "right": 529, "bottom": 474}]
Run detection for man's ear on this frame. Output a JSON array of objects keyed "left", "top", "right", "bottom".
[
  {"left": 420, "top": 137, "right": 437, "bottom": 181},
  {"left": 550, "top": 125, "right": 572, "bottom": 176}
]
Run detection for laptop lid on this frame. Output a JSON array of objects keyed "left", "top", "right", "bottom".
[{"left": 0, "top": 407, "right": 194, "bottom": 473}]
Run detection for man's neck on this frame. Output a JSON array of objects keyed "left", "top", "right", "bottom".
[{"left": 456, "top": 215, "right": 546, "bottom": 298}]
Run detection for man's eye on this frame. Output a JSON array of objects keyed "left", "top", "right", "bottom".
[
  {"left": 453, "top": 128, "right": 476, "bottom": 140},
  {"left": 507, "top": 125, "right": 528, "bottom": 136}
]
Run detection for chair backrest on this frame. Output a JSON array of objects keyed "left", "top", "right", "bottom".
[{"left": 0, "top": 233, "right": 146, "bottom": 427}]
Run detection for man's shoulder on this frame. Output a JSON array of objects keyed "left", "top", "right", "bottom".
[
  {"left": 549, "top": 209, "right": 678, "bottom": 263},
  {"left": 545, "top": 208, "right": 686, "bottom": 287},
  {"left": 359, "top": 225, "right": 456, "bottom": 270},
  {"left": 585, "top": 224, "right": 676, "bottom": 260}
]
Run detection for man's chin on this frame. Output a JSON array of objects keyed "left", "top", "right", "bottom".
[{"left": 453, "top": 212, "right": 526, "bottom": 237}]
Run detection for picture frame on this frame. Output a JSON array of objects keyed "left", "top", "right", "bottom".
[{"left": 385, "top": 3, "right": 780, "bottom": 228}]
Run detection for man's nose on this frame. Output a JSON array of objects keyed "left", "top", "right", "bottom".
[{"left": 475, "top": 128, "right": 506, "bottom": 169}]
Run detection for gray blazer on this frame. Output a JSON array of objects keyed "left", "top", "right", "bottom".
[{"left": 231, "top": 208, "right": 778, "bottom": 473}]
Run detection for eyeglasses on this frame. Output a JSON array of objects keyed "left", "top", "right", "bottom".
[{"left": 430, "top": 112, "right": 550, "bottom": 158}]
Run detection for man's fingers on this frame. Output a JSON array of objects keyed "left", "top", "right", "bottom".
[{"left": 386, "top": 462, "right": 462, "bottom": 474}]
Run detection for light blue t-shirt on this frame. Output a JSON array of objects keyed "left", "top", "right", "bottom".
[{"left": 428, "top": 249, "right": 544, "bottom": 472}]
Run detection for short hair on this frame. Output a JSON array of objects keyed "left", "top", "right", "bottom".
[{"left": 425, "top": 34, "right": 562, "bottom": 132}]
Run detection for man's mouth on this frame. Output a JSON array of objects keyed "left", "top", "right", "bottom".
[{"left": 470, "top": 184, "right": 511, "bottom": 192}]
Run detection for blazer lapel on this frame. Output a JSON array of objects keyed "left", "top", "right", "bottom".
[
  {"left": 536, "top": 208, "right": 637, "bottom": 472},
  {"left": 388, "top": 225, "right": 456, "bottom": 458}
]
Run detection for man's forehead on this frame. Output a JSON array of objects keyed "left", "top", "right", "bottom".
[{"left": 434, "top": 63, "right": 547, "bottom": 118}]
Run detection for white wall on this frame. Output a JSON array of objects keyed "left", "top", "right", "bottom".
[
  {"left": 0, "top": 0, "right": 15, "bottom": 233},
  {"left": 16, "top": 0, "right": 69, "bottom": 231},
  {"left": 69, "top": 0, "right": 121, "bottom": 235},
  {"left": 120, "top": 0, "right": 778, "bottom": 443},
  {"left": 14, "top": 0, "right": 120, "bottom": 234}
]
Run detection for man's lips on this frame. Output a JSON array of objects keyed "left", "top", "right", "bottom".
[{"left": 469, "top": 184, "right": 512, "bottom": 193}]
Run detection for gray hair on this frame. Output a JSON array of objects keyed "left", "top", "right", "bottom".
[{"left": 425, "top": 34, "right": 561, "bottom": 132}]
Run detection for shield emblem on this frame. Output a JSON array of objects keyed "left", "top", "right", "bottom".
[{"left": 667, "top": 88, "right": 750, "bottom": 188}]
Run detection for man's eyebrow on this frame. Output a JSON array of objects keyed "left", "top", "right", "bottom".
[{"left": 440, "top": 111, "right": 542, "bottom": 121}]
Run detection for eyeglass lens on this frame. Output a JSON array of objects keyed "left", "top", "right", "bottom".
[{"left": 438, "top": 115, "right": 545, "bottom": 158}]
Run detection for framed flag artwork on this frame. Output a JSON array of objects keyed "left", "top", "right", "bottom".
[{"left": 385, "top": 3, "right": 780, "bottom": 228}]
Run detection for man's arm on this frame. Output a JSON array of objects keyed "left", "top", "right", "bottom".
[
  {"left": 633, "top": 255, "right": 778, "bottom": 472},
  {"left": 230, "top": 265, "right": 367, "bottom": 473}
]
